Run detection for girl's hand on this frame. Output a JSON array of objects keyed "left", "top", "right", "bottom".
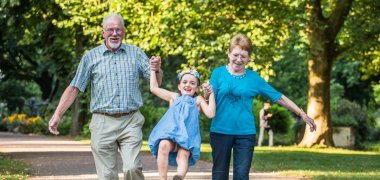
[{"left": 202, "top": 83, "right": 213, "bottom": 94}]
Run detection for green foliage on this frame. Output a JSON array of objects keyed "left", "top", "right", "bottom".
[
  {"left": 270, "top": 34, "right": 309, "bottom": 108},
  {"left": 1, "top": 0, "right": 379, "bottom": 139},
  {"left": 199, "top": 114, "right": 212, "bottom": 142},
  {"left": 330, "top": 98, "right": 377, "bottom": 148},
  {"left": 254, "top": 100, "right": 294, "bottom": 134},
  {"left": 266, "top": 105, "right": 294, "bottom": 134},
  {"left": 339, "top": 0, "right": 380, "bottom": 80},
  {"left": 332, "top": 58, "right": 375, "bottom": 105},
  {"left": 140, "top": 104, "right": 166, "bottom": 140},
  {"left": 374, "top": 84, "right": 380, "bottom": 103},
  {"left": 331, "top": 99, "right": 365, "bottom": 127},
  {"left": 360, "top": 141, "right": 380, "bottom": 152},
  {"left": 0, "top": 79, "right": 41, "bottom": 113},
  {"left": 57, "top": 115, "right": 73, "bottom": 136}
]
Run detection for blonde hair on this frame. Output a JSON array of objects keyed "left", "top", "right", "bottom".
[{"left": 228, "top": 34, "right": 253, "bottom": 56}]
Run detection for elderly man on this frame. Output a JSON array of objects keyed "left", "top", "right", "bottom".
[{"left": 48, "top": 13, "right": 162, "bottom": 180}]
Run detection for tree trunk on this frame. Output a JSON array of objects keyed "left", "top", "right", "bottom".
[
  {"left": 298, "top": 0, "right": 353, "bottom": 147},
  {"left": 70, "top": 25, "right": 87, "bottom": 136},
  {"left": 70, "top": 99, "right": 81, "bottom": 135},
  {"left": 298, "top": 51, "right": 335, "bottom": 147}
]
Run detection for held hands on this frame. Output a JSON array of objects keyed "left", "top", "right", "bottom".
[
  {"left": 48, "top": 115, "right": 60, "bottom": 135},
  {"left": 300, "top": 112, "right": 317, "bottom": 132},
  {"left": 149, "top": 56, "right": 161, "bottom": 72},
  {"left": 202, "top": 83, "right": 213, "bottom": 96}
]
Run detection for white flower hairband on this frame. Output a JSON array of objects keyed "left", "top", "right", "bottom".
[{"left": 177, "top": 69, "right": 200, "bottom": 80}]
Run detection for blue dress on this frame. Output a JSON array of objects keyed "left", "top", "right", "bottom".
[{"left": 148, "top": 95, "right": 201, "bottom": 166}]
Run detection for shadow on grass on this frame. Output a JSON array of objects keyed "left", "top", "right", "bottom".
[
  {"left": 201, "top": 147, "right": 380, "bottom": 179},
  {"left": 252, "top": 150, "right": 380, "bottom": 173}
]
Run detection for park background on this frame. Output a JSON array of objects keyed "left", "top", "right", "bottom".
[{"left": 0, "top": 0, "right": 379, "bottom": 179}]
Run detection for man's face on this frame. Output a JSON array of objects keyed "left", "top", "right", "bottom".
[
  {"left": 102, "top": 17, "right": 125, "bottom": 51},
  {"left": 264, "top": 102, "right": 271, "bottom": 109}
]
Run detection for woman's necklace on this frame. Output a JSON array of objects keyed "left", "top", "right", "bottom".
[{"left": 226, "top": 65, "right": 246, "bottom": 79}]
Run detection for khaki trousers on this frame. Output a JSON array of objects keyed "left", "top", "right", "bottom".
[
  {"left": 90, "top": 111, "right": 145, "bottom": 180},
  {"left": 258, "top": 126, "right": 274, "bottom": 147}
]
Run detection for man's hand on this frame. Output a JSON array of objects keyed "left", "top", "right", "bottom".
[
  {"left": 266, "top": 113, "right": 273, "bottom": 119},
  {"left": 49, "top": 115, "right": 61, "bottom": 135},
  {"left": 150, "top": 56, "right": 161, "bottom": 72}
]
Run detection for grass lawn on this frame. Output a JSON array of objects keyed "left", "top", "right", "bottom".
[
  {"left": 198, "top": 145, "right": 380, "bottom": 180},
  {"left": 0, "top": 154, "right": 29, "bottom": 179}
]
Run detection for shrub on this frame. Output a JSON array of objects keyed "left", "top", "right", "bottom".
[
  {"left": 253, "top": 100, "right": 297, "bottom": 145},
  {"left": 140, "top": 105, "right": 167, "bottom": 140},
  {"left": 331, "top": 98, "right": 373, "bottom": 148},
  {"left": 57, "top": 115, "right": 72, "bottom": 136},
  {"left": 253, "top": 101, "right": 294, "bottom": 134}
]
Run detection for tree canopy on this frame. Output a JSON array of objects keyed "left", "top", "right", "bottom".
[{"left": 0, "top": 0, "right": 378, "bottom": 145}]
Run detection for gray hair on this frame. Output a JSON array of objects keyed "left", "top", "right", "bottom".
[{"left": 102, "top": 13, "right": 125, "bottom": 28}]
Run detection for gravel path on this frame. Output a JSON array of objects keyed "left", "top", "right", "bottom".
[{"left": 0, "top": 132, "right": 305, "bottom": 180}]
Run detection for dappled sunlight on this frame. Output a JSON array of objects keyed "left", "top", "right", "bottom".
[
  {"left": 279, "top": 170, "right": 380, "bottom": 179},
  {"left": 255, "top": 146, "right": 380, "bottom": 155},
  {"left": 251, "top": 146, "right": 380, "bottom": 179}
]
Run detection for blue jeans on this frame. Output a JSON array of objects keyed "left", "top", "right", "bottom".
[{"left": 210, "top": 132, "right": 256, "bottom": 180}]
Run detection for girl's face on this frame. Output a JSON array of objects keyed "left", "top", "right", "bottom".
[
  {"left": 178, "top": 74, "right": 198, "bottom": 96},
  {"left": 227, "top": 47, "right": 250, "bottom": 73}
]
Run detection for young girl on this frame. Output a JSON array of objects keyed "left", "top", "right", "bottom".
[{"left": 148, "top": 67, "right": 216, "bottom": 180}]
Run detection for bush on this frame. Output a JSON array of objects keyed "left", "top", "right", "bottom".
[
  {"left": 57, "top": 115, "right": 72, "bottom": 136},
  {"left": 253, "top": 100, "right": 297, "bottom": 145},
  {"left": 331, "top": 99, "right": 365, "bottom": 127},
  {"left": 199, "top": 114, "right": 211, "bottom": 142},
  {"left": 140, "top": 105, "right": 167, "bottom": 140},
  {"left": 253, "top": 101, "right": 294, "bottom": 134},
  {"left": 331, "top": 98, "right": 374, "bottom": 148}
]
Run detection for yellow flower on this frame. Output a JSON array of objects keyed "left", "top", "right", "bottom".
[
  {"left": 32, "top": 117, "right": 40, "bottom": 123},
  {"left": 8, "top": 114, "right": 17, "bottom": 123},
  {"left": 25, "top": 117, "right": 40, "bottom": 126},
  {"left": 17, "top": 114, "right": 27, "bottom": 121}
]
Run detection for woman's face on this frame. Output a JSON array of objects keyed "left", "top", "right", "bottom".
[
  {"left": 228, "top": 47, "right": 250, "bottom": 73},
  {"left": 178, "top": 74, "right": 198, "bottom": 96}
]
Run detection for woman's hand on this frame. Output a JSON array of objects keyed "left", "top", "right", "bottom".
[
  {"left": 300, "top": 112, "right": 317, "bottom": 132},
  {"left": 202, "top": 83, "right": 213, "bottom": 101}
]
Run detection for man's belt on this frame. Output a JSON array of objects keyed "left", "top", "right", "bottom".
[{"left": 94, "top": 110, "right": 137, "bottom": 118}]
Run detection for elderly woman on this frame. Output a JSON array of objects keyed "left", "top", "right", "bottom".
[{"left": 203, "top": 34, "right": 316, "bottom": 180}]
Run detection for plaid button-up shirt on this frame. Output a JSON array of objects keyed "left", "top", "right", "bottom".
[{"left": 70, "top": 43, "right": 151, "bottom": 114}]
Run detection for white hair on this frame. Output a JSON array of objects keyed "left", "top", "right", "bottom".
[{"left": 102, "top": 13, "right": 125, "bottom": 29}]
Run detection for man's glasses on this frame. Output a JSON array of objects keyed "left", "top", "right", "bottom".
[{"left": 104, "top": 28, "right": 124, "bottom": 34}]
